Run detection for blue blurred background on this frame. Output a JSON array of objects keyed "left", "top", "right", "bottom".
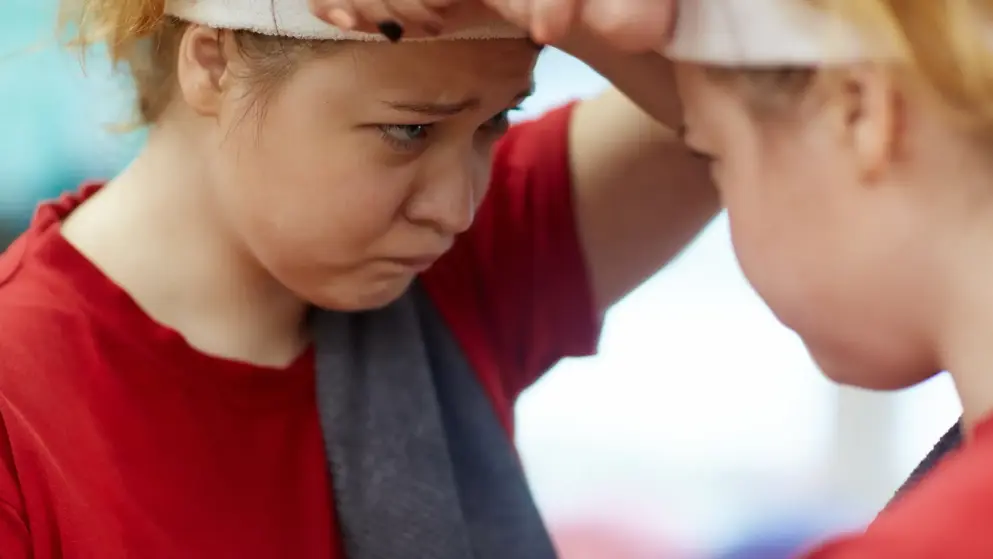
[{"left": 0, "top": 3, "right": 963, "bottom": 557}]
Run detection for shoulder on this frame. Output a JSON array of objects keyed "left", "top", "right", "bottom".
[
  {"left": 880, "top": 426, "right": 993, "bottom": 523},
  {"left": 0, "top": 235, "right": 68, "bottom": 537},
  {"left": 809, "top": 433, "right": 993, "bottom": 558},
  {"left": 0, "top": 226, "right": 106, "bottom": 394}
]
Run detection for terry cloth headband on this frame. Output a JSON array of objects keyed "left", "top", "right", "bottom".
[
  {"left": 164, "top": 0, "right": 529, "bottom": 40},
  {"left": 664, "top": 0, "right": 892, "bottom": 66}
]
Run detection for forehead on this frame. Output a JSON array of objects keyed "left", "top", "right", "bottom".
[
  {"left": 351, "top": 40, "right": 538, "bottom": 86},
  {"left": 292, "top": 40, "right": 538, "bottom": 104}
]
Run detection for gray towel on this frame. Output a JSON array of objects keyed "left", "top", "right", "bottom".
[{"left": 311, "top": 282, "right": 559, "bottom": 559}]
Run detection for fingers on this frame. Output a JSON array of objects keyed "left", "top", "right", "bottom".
[
  {"left": 361, "top": 0, "right": 450, "bottom": 35},
  {"left": 308, "top": 0, "right": 676, "bottom": 50},
  {"left": 309, "top": 0, "right": 461, "bottom": 40},
  {"left": 484, "top": 0, "right": 673, "bottom": 51},
  {"left": 308, "top": 0, "right": 352, "bottom": 28},
  {"left": 480, "top": 0, "right": 530, "bottom": 32},
  {"left": 529, "top": 0, "right": 576, "bottom": 45}
]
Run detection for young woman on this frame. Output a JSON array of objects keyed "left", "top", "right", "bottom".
[
  {"left": 0, "top": 0, "right": 713, "bottom": 557},
  {"left": 667, "top": 0, "right": 993, "bottom": 556}
]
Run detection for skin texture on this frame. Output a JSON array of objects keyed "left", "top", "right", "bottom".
[{"left": 675, "top": 62, "right": 993, "bottom": 428}]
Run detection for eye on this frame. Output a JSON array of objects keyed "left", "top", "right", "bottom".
[
  {"left": 378, "top": 123, "right": 433, "bottom": 151},
  {"left": 678, "top": 125, "right": 715, "bottom": 163},
  {"left": 376, "top": 106, "right": 523, "bottom": 152},
  {"left": 688, "top": 148, "right": 716, "bottom": 164},
  {"left": 481, "top": 106, "right": 522, "bottom": 135}
]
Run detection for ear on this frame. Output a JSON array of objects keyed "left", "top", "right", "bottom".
[
  {"left": 834, "top": 64, "right": 901, "bottom": 183},
  {"left": 176, "top": 25, "right": 235, "bottom": 118}
]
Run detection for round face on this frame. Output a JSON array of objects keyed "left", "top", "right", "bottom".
[
  {"left": 674, "top": 63, "right": 940, "bottom": 390},
  {"left": 207, "top": 39, "right": 539, "bottom": 311}
]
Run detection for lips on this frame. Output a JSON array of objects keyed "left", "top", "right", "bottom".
[{"left": 387, "top": 255, "right": 443, "bottom": 272}]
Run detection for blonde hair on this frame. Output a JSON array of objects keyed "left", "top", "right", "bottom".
[
  {"left": 710, "top": 0, "right": 993, "bottom": 131},
  {"left": 58, "top": 0, "right": 336, "bottom": 125}
]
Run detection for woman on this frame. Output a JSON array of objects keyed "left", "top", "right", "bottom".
[
  {"left": 667, "top": 0, "right": 993, "bottom": 556},
  {"left": 0, "top": 0, "right": 713, "bottom": 557}
]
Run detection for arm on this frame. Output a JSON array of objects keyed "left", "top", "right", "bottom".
[
  {"left": 558, "top": 41, "right": 719, "bottom": 312},
  {"left": 425, "top": 40, "right": 716, "bottom": 392}
]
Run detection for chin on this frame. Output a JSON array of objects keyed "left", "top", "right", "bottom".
[
  {"left": 807, "top": 342, "right": 941, "bottom": 391},
  {"left": 304, "top": 275, "right": 415, "bottom": 312}
]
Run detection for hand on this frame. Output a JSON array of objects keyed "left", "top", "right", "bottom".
[
  {"left": 483, "top": 0, "right": 676, "bottom": 52},
  {"left": 308, "top": 0, "right": 676, "bottom": 51},
  {"left": 307, "top": 0, "right": 489, "bottom": 40}
]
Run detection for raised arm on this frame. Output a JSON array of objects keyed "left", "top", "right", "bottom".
[{"left": 564, "top": 57, "right": 717, "bottom": 312}]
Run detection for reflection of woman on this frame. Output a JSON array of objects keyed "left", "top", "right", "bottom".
[
  {"left": 668, "top": 0, "right": 993, "bottom": 556},
  {"left": 0, "top": 0, "right": 712, "bottom": 557}
]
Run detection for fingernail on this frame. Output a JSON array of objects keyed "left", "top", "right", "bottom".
[
  {"left": 326, "top": 8, "right": 355, "bottom": 29},
  {"left": 377, "top": 21, "right": 404, "bottom": 42},
  {"left": 530, "top": 22, "right": 550, "bottom": 45}
]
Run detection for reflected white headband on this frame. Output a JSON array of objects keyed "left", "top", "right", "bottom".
[
  {"left": 664, "top": 0, "right": 889, "bottom": 65},
  {"left": 163, "top": 0, "right": 529, "bottom": 40}
]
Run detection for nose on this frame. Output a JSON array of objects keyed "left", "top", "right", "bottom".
[{"left": 406, "top": 149, "right": 488, "bottom": 235}]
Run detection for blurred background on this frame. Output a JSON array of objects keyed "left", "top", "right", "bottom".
[{"left": 0, "top": 2, "right": 962, "bottom": 557}]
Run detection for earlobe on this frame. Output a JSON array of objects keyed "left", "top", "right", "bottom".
[
  {"left": 848, "top": 65, "right": 899, "bottom": 183},
  {"left": 176, "top": 25, "right": 230, "bottom": 118}
]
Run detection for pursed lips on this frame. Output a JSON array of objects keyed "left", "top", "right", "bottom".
[{"left": 384, "top": 254, "right": 445, "bottom": 272}]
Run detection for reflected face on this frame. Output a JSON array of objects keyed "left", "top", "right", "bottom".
[
  {"left": 674, "top": 63, "right": 939, "bottom": 389},
  {"left": 210, "top": 40, "right": 539, "bottom": 310}
]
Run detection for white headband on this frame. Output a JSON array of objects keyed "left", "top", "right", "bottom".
[
  {"left": 164, "top": 0, "right": 529, "bottom": 41},
  {"left": 664, "top": 0, "right": 889, "bottom": 66}
]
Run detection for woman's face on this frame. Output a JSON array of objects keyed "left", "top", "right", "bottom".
[
  {"left": 202, "top": 38, "right": 538, "bottom": 311},
  {"left": 674, "top": 63, "right": 940, "bottom": 389}
]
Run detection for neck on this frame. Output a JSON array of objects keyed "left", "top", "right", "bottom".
[
  {"left": 937, "top": 262, "right": 993, "bottom": 435},
  {"left": 933, "top": 205, "right": 993, "bottom": 435},
  {"left": 62, "top": 124, "right": 309, "bottom": 367},
  {"left": 892, "top": 128, "right": 993, "bottom": 436}
]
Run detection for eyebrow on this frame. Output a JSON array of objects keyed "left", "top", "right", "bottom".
[{"left": 383, "top": 86, "right": 535, "bottom": 117}]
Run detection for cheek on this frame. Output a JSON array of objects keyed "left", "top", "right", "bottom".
[
  {"left": 214, "top": 122, "right": 415, "bottom": 265},
  {"left": 723, "top": 177, "right": 793, "bottom": 292},
  {"left": 720, "top": 151, "right": 839, "bottom": 321}
]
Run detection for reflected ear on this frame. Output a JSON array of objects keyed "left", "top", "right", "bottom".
[
  {"left": 176, "top": 25, "right": 232, "bottom": 118},
  {"left": 837, "top": 64, "right": 900, "bottom": 183}
]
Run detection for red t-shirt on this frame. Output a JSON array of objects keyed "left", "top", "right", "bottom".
[
  {"left": 0, "top": 103, "right": 599, "bottom": 558},
  {"left": 804, "top": 415, "right": 993, "bottom": 558}
]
